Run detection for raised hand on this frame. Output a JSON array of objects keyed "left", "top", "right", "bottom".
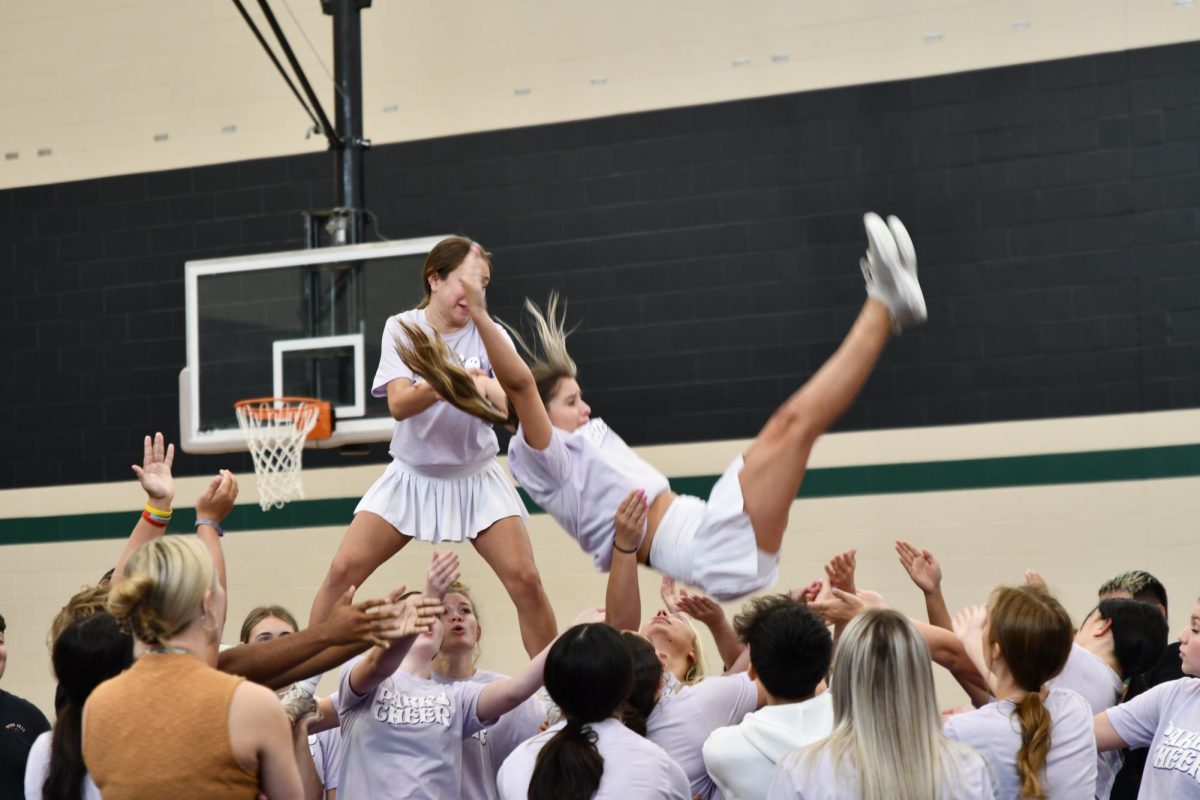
[
  {"left": 614, "top": 489, "right": 647, "bottom": 556},
  {"left": 423, "top": 551, "right": 461, "bottom": 601},
  {"left": 896, "top": 540, "right": 943, "bottom": 596},
  {"left": 659, "top": 575, "right": 681, "bottom": 614},
  {"left": 809, "top": 587, "right": 867, "bottom": 626},
  {"left": 323, "top": 585, "right": 406, "bottom": 649},
  {"left": 391, "top": 592, "right": 445, "bottom": 640},
  {"left": 952, "top": 604, "right": 988, "bottom": 650},
  {"left": 459, "top": 246, "right": 489, "bottom": 314},
  {"left": 195, "top": 469, "right": 238, "bottom": 523},
  {"left": 676, "top": 590, "right": 725, "bottom": 629},
  {"left": 132, "top": 432, "right": 175, "bottom": 507},
  {"left": 789, "top": 580, "right": 824, "bottom": 605},
  {"left": 823, "top": 548, "right": 858, "bottom": 594},
  {"left": 1024, "top": 569, "right": 1047, "bottom": 590}
]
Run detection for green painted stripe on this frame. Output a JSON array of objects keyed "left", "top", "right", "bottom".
[{"left": 2, "top": 443, "right": 1199, "bottom": 547}]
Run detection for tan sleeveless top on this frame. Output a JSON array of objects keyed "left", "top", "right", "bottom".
[{"left": 83, "top": 652, "right": 260, "bottom": 800}]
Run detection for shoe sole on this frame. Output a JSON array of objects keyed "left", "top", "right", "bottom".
[{"left": 886, "top": 215, "right": 917, "bottom": 278}]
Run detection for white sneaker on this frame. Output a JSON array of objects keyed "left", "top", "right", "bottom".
[
  {"left": 860, "top": 212, "right": 927, "bottom": 332},
  {"left": 280, "top": 682, "right": 318, "bottom": 723}
]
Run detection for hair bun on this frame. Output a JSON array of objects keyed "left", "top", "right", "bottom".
[{"left": 106, "top": 572, "right": 168, "bottom": 645}]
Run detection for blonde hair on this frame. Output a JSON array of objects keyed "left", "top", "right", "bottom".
[
  {"left": 679, "top": 615, "right": 709, "bottom": 684},
  {"left": 986, "top": 585, "right": 1073, "bottom": 800},
  {"left": 106, "top": 537, "right": 216, "bottom": 646},
  {"left": 502, "top": 293, "right": 579, "bottom": 406},
  {"left": 239, "top": 604, "right": 299, "bottom": 644},
  {"left": 393, "top": 320, "right": 509, "bottom": 425},
  {"left": 47, "top": 583, "right": 111, "bottom": 651},
  {"left": 416, "top": 236, "right": 492, "bottom": 309},
  {"left": 812, "top": 610, "right": 976, "bottom": 800}
]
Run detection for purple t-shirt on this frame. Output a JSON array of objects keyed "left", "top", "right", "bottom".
[
  {"left": 766, "top": 740, "right": 997, "bottom": 799},
  {"left": 646, "top": 672, "right": 760, "bottom": 800},
  {"left": 943, "top": 687, "right": 1096, "bottom": 800},
  {"left": 507, "top": 418, "right": 670, "bottom": 572},
  {"left": 497, "top": 717, "right": 690, "bottom": 800},
  {"left": 1049, "top": 644, "right": 1124, "bottom": 798},
  {"left": 375, "top": 310, "right": 513, "bottom": 469},
  {"left": 336, "top": 657, "right": 488, "bottom": 799},
  {"left": 307, "top": 727, "right": 342, "bottom": 791},
  {"left": 432, "top": 668, "right": 545, "bottom": 800},
  {"left": 1107, "top": 677, "right": 1200, "bottom": 798}
]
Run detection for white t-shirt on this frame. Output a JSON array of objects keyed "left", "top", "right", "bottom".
[
  {"left": 336, "top": 657, "right": 489, "bottom": 800},
  {"left": 1106, "top": 677, "right": 1200, "bottom": 799},
  {"left": 496, "top": 717, "right": 690, "bottom": 800},
  {"left": 1049, "top": 644, "right": 1125, "bottom": 798},
  {"left": 308, "top": 727, "right": 342, "bottom": 791},
  {"left": 432, "top": 668, "right": 545, "bottom": 800},
  {"left": 766, "top": 740, "right": 997, "bottom": 799},
  {"left": 507, "top": 418, "right": 671, "bottom": 572},
  {"left": 23, "top": 730, "right": 102, "bottom": 800},
  {"left": 943, "top": 686, "right": 1097, "bottom": 800},
  {"left": 703, "top": 692, "right": 835, "bottom": 800},
  {"left": 375, "top": 309, "right": 514, "bottom": 470},
  {"left": 646, "top": 672, "right": 760, "bottom": 800}
]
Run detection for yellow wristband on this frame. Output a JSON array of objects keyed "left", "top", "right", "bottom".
[{"left": 144, "top": 502, "right": 173, "bottom": 517}]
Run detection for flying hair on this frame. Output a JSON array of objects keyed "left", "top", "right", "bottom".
[
  {"left": 500, "top": 293, "right": 579, "bottom": 405},
  {"left": 393, "top": 320, "right": 509, "bottom": 425}
]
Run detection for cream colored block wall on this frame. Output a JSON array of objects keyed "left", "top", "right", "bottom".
[
  {"left": 4, "top": 475, "right": 1199, "bottom": 720},
  {"left": 6, "top": 0, "right": 1200, "bottom": 188}
]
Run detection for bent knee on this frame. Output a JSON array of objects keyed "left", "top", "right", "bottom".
[{"left": 500, "top": 566, "right": 547, "bottom": 600}]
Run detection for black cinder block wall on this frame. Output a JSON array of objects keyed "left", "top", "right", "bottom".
[{"left": 3, "top": 42, "right": 1200, "bottom": 488}]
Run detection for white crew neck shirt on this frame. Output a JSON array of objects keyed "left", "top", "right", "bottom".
[{"left": 374, "top": 310, "right": 515, "bottom": 470}]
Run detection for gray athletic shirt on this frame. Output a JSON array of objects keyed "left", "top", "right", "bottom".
[
  {"left": 1107, "top": 677, "right": 1200, "bottom": 798},
  {"left": 943, "top": 687, "right": 1097, "bottom": 800},
  {"left": 646, "top": 672, "right": 760, "bottom": 800},
  {"left": 431, "top": 668, "right": 545, "bottom": 800},
  {"left": 336, "top": 656, "right": 489, "bottom": 800}
]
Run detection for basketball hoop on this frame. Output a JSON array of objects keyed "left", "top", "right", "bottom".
[{"left": 234, "top": 397, "right": 333, "bottom": 511}]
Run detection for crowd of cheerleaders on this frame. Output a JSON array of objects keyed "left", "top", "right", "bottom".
[{"left": 8, "top": 214, "right": 1200, "bottom": 800}]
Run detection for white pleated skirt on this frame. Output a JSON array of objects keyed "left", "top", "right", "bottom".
[{"left": 355, "top": 457, "right": 528, "bottom": 543}]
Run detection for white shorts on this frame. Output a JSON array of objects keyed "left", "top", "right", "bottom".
[
  {"left": 355, "top": 457, "right": 528, "bottom": 543},
  {"left": 648, "top": 454, "right": 780, "bottom": 601}
]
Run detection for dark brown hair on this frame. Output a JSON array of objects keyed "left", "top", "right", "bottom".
[
  {"left": 416, "top": 236, "right": 492, "bottom": 309},
  {"left": 987, "top": 585, "right": 1073, "bottom": 800}
]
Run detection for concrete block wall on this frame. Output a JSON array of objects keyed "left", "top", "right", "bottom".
[{"left": 4, "top": 42, "right": 1200, "bottom": 487}]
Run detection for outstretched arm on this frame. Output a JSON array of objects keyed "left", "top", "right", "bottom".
[
  {"left": 347, "top": 591, "right": 444, "bottom": 696},
  {"left": 896, "top": 540, "right": 952, "bottom": 630},
  {"left": 113, "top": 432, "right": 175, "bottom": 584},
  {"left": 605, "top": 490, "right": 647, "bottom": 632},
  {"left": 460, "top": 252, "right": 554, "bottom": 450},
  {"left": 219, "top": 586, "right": 406, "bottom": 689},
  {"left": 193, "top": 470, "right": 237, "bottom": 593},
  {"left": 477, "top": 643, "right": 550, "bottom": 721}
]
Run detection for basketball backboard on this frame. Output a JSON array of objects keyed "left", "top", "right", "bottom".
[{"left": 180, "top": 236, "right": 449, "bottom": 454}]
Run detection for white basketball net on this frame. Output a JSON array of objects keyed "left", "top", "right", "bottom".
[{"left": 235, "top": 399, "right": 321, "bottom": 511}]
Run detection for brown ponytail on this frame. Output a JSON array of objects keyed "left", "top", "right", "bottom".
[
  {"left": 1014, "top": 693, "right": 1054, "bottom": 800},
  {"left": 393, "top": 321, "right": 508, "bottom": 425},
  {"left": 986, "top": 585, "right": 1073, "bottom": 800},
  {"left": 416, "top": 236, "right": 491, "bottom": 309}
]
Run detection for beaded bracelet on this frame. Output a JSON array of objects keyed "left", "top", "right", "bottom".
[{"left": 195, "top": 518, "right": 225, "bottom": 538}]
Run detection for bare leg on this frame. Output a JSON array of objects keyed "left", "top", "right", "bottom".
[
  {"left": 740, "top": 299, "right": 892, "bottom": 554},
  {"left": 471, "top": 516, "right": 558, "bottom": 656},
  {"left": 308, "top": 511, "right": 411, "bottom": 626}
]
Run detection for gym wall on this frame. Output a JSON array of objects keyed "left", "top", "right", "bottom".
[{"left": 3, "top": 21, "right": 1200, "bottom": 715}]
